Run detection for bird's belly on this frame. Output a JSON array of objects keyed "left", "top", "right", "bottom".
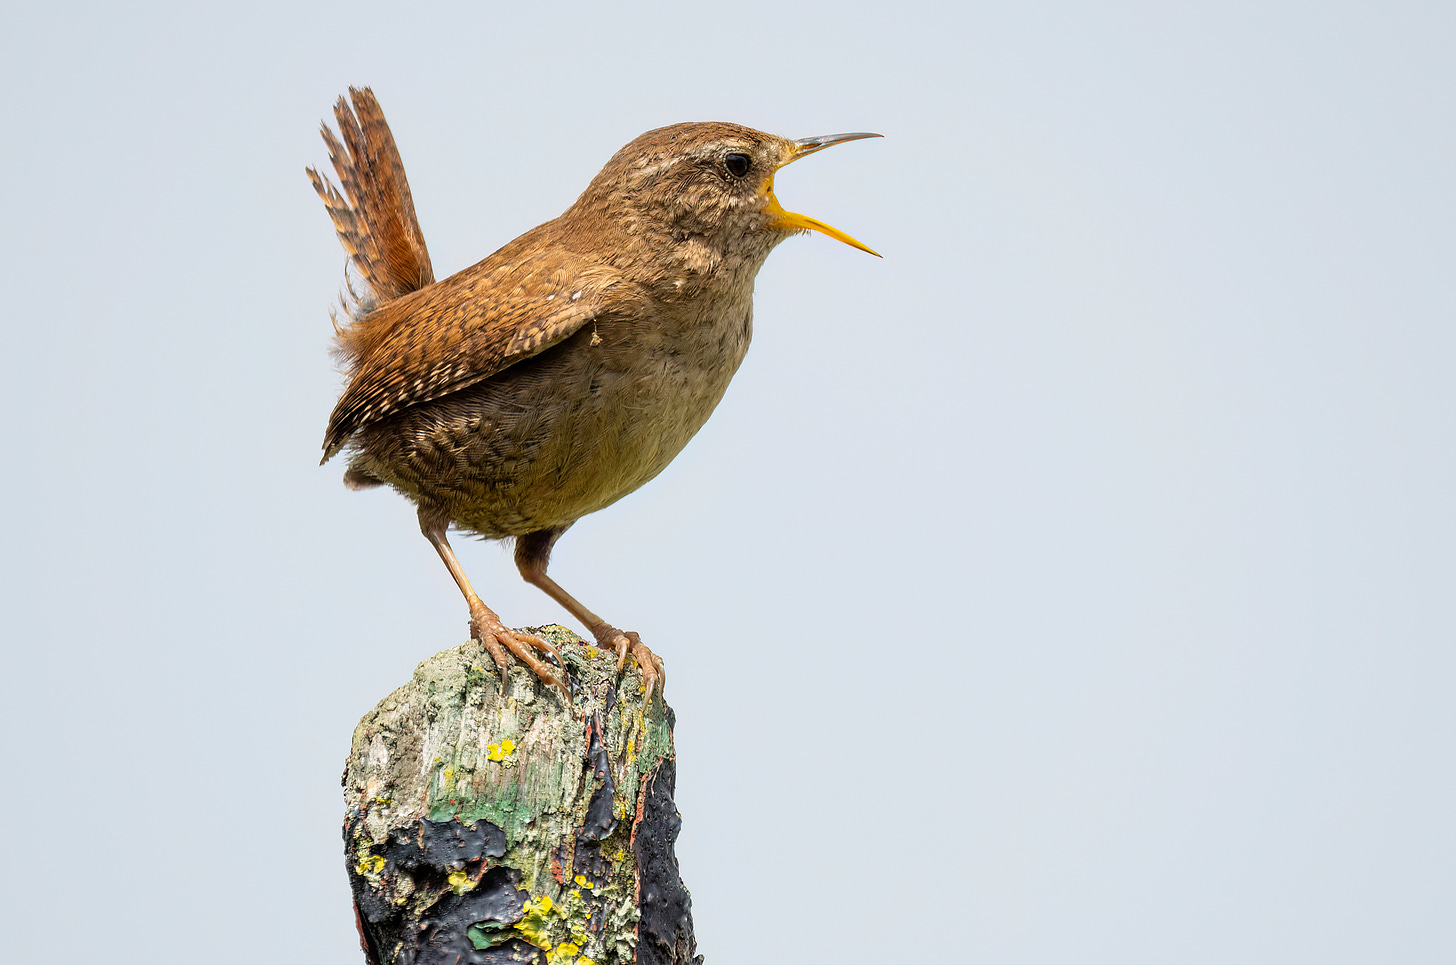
[{"left": 350, "top": 308, "right": 751, "bottom": 537}]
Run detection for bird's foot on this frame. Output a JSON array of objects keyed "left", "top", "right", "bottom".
[
  {"left": 470, "top": 608, "right": 571, "bottom": 702},
  {"left": 592, "top": 627, "right": 664, "bottom": 699}
]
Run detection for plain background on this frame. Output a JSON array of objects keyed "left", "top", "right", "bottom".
[{"left": 2, "top": 1, "right": 1452, "bottom": 962}]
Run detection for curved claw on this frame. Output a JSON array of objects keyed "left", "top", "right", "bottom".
[
  {"left": 604, "top": 630, "right": 664, "bottom": 700},
  {"left": 469, "top": 611, "right": 572, "bottom": 702}
]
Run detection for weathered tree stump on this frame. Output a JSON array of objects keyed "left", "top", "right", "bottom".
[{"left": 343, "top": 626, "right": 699, "bottom": 964}]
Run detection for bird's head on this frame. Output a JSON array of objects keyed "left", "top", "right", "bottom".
[{"left": 568, "top": 122, "right": 880, "bottom": 270}]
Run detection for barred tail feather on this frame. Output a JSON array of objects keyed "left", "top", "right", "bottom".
[{"left": 307, "top": 87, "right": 435, "bottom": 318}]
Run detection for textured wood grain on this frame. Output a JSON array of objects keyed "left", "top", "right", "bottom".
[{"left": 343, "top": 627, "right": 697, "bottom": 965}]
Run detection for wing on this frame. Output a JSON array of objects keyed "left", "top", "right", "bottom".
[{"left": 321, "top": 242, "right": 642, "bottom": 460}]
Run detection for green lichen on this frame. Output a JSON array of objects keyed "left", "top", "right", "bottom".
[{"left": 345, "top": 627, "right": 673, "bottom": 962}]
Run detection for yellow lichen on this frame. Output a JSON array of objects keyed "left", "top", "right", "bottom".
[
  {"left": 515, "top": 894, "right": 555, "bottom": 949},
  {"left": 447, "top": 870, "right": 475, "bottom": 895},
  {"left": 356, "top": 854, "right": 385, "bottom": 876},
  {"left": 486, "top": 738, "right": 517, "bottom": 762}
]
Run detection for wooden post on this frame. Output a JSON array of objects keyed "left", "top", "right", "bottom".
[{"left": 342, "top": 626, "right": 699, "bottom": 964}]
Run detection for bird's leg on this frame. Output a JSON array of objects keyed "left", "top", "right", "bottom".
[
  {"left": 515, "top": 528, "right": 664, "bottom": 698},
  {"left": 418, "top": 509, "right": 570, "bottom": 701}
]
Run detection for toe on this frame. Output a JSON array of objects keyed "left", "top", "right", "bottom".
[
  {"left": 470, "top": 613, "right": 571, "bottom": 701},
  {"left": 601, "top": 630, "right": 664, "bottom": 699}
]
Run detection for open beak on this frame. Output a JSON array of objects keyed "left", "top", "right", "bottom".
[{"left": 766, "top": 132, "right": 882, "bottom": 257}]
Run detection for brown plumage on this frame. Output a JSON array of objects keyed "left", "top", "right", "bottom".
[{"left": 309, "top": 87, "right": 878, "bottom": 700}]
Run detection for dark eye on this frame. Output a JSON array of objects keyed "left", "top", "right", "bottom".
[{"left": 723, "top": 152, "right": 751, "bottom": 178}]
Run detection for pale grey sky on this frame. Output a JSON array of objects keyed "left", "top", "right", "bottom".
[{"left": 2, "top": 1, "right": 1453, "bottom": 962}]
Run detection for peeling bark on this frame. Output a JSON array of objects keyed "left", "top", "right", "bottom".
[{"left": 343, "top": 626, "right": 699, "bottom": 964}]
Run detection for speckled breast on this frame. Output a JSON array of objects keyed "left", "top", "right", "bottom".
[{"left": 349, "top": 295, "right": 754, "bottom": 538}]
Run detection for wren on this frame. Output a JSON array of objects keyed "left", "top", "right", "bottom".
[{"left": 309, "top": 87, "right": 878, "bottom": 699}]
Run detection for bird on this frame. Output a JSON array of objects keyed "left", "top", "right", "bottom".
[{"left": 308, "top": 87, "right": 878, "bottom": 701}]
